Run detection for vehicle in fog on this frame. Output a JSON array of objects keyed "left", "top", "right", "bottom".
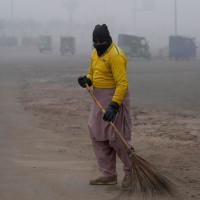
[
  {"left": 118, "top": 34, "right": 151, "bottom": 60},
  {"left": 60, "top": 36, "right": 75, "bottom": 56},
  {"left": 169, "top": 35, "right": 197, "bottom": 60},
  {"left": 38, "top": 34, "right": 52, "bottom": 53}
]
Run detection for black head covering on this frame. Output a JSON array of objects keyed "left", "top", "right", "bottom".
[{"left": 93, "top": 24, "right": 112, "bottom": 43}]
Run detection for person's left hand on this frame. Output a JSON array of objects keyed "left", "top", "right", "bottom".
[{"left": 103, "top": 101, "right": 119, "bottom": 122}]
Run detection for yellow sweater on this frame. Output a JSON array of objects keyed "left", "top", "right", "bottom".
[{"left": 87, "top": 42, "right": 128, "bottom": 105}]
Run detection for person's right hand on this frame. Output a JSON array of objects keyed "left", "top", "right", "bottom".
[{"left": 78, "top": 76, "right": 92, "bottom": 88}]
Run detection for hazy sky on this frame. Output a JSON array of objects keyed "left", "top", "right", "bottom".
[{"left": 0, "top": 0, "right": 200, "bottom": 47}]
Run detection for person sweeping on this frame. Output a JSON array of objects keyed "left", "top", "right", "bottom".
[
  {"left": 78, "top": 24, "right": 133, "bottom": 188},
  {"left": 78, "top": 24, "right": 175, "bottom": 198}
]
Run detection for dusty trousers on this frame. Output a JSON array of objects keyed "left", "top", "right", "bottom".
[
  {"left": 88, "top": 87, "right": 132, "bottom": 177},
  {"left": 91, "top": 137, "right": 132, "bottom": 177}
]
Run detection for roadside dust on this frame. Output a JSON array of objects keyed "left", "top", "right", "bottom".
[
  {"left": 20, "top": 82, "right": 200, "bottom": 200},
  {"left": 1, "top": 49, "right": 200, "bottom": 200}
]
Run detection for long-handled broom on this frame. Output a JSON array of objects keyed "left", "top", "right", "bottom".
[{"left": 85, "top": 83, "right": 175, "bottom": 197}]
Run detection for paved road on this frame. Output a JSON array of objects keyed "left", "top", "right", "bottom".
[
  {"left": 0, "top": 49, "right": 118, "bottom": 200},
  {"left": 127, "top": 58, "right": 200, "bottom": 114},
  {"left": 0, "top": 48, "right": 199, "bottom": 200},
  {"left": 1, "top": 48, "right": 200, "bottom": 115}
]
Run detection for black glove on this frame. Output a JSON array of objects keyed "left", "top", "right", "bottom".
[
  {"left": 103, "top": 101, "right": 120, "bottom": 122},
  {"left": 78, "top": 76, "right": 92, "bottom": 88}
]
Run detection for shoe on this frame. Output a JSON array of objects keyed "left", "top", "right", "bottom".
[
  {"left": 89, "top": 176, "right": 117, "bottom": 185},
  {"left": 121, "top": 174, "right": 132, "bottom": 188}
]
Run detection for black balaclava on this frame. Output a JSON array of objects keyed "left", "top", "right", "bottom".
[{"left": 93, "top": 24, "right": 112, "bottom": 57}]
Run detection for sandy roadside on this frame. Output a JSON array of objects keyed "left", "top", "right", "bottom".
[
  {"left": 0, "top": 49, "right": 200, "bottom": 200},
  {"left": 20, "top": 81, "right": 200, "bottom": 200}
]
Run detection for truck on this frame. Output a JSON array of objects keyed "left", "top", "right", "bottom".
[
  {"left": 169, "top": 35, "right": 197, "bottom": 60},
  {"left": 60, "top": 36, "right": 75, "bottom": 56},
  {"left": 38, "top": 34, "right": 52, "bottom": 53},
  {"left": 118, "top": 34, "right": 151, "bottom": 60}
]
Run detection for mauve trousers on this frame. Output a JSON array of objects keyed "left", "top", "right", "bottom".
[
  {"left": 88, "top": 87, "right": 132, "bottom": 177},
  {"left": 91, "top": 136, "right": 132, "bottom": 178}
]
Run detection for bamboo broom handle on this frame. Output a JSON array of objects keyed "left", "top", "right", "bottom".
[{"left": 86, "top": 83, "right": 131, "bottom": 151}]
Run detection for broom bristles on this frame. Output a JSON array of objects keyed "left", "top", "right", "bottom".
[{"left": 128, "top": 149, "right": 174, "bottom": 197}]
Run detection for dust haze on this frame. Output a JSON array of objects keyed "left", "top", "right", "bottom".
[
  {"left": 0, "top": 0, "right": 200, "bottom": 51},
  {"left": 0, "top": 1, "right": 200, "bottom": 200}
]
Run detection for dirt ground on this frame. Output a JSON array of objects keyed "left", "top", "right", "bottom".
[{"left": 0, "top": 47, "right": 200, "bottom": 200}]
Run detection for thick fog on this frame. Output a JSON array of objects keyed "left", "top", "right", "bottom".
[{"left": 0, "top": 0, "right": 200, "bottom": 51}]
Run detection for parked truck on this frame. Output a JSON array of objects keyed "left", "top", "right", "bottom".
[
  {"left": 60, "top": 36, "right": 75, "bottom": 56},
  {"left": 38, "top": 34, "right": 52, "bottom": 53},
  {"left": 169, "top": 35, "right": 197, "bottom": 60},
  {"left": 118, "top": 34, "right": 151, "bottom": 60}
]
